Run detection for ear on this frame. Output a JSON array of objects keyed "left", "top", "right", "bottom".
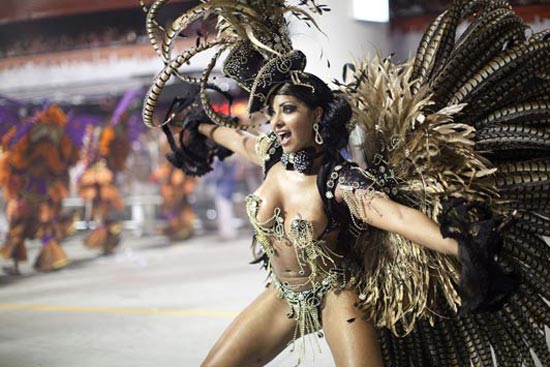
[{"left": 313, "top": 106, "right": 323, "bottom": 122}]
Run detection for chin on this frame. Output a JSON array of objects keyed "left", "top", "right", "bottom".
[
  {"left": 281, "top": 145, "right": 301, "bottom": 153},
  {"left": 279, "top": 137, "right": 312, "bottom": 153}
]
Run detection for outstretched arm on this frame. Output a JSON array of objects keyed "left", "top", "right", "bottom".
[
  {"left": 336, "top": 185, "right": 458, "bottom": 256},
  {"left": 367, "top": 194, "right": 457, "bottom": 256},
  {"left": 334, "top": 164, "right": 516, "bottom": 313},
  {"left": 198, "top": 123, "right": 261, "bottom": 165}
]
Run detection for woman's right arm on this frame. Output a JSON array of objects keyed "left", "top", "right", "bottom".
[{"left": 197, "top": 123, "right": 261, "bottom": 166}]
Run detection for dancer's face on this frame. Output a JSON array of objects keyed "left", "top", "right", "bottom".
[{"left": 268, "top": 94, "right": 322, "bottom": 153}]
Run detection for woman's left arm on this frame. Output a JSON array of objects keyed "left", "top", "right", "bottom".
[
  {"left": 356, "top": 195, "right": 459, "bottom": 256},
  {"left": 334, "top": 170, "right": 458, "bottom": 256},
  {"left": 334, "top": 163, "right": 516, "bottom": 312}
]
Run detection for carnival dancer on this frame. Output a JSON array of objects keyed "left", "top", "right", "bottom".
[
  {"left": 79, "top": 159, "right": 124, "bottom": 254},
  {"left": 151, "top": 146, "right": 197, "bottom": 241},
  {"left": 79, "top": 89, "right": 144, "bottom": 254},
  {"left": 141, "top": 1, "right": 550, "bottom": 366},
  {"left": 0, "top": 105, "right": 81, "bottom": 273}
]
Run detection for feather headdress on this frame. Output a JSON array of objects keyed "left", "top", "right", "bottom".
[{"left": 141, "top": 0, "right": 328, "bottom": 128}]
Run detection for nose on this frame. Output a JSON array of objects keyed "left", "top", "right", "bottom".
[{"left": 270, "top": 111, "right": 283, "bottom": 129}]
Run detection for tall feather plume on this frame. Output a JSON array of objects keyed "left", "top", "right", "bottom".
[
  {"left": 338, "top": 54, "right": 501, "bottom": 335},
  {"left": 430, "top": 7, "right": 526, "bottom": 109},
  {"left": 141, "top": 0, "right": 323, "bottom": 128}
]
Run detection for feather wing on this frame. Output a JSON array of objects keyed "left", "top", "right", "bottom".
[{"left": 340, "top": 1, "right": 550, "bottom": 364}]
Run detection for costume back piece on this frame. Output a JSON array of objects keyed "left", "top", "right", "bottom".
[{"left": 141, "top": 1, "right": 550, "bottom": 365}]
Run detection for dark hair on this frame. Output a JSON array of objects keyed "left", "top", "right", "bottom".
[{"left": 271, "top": 73, "right": 352, "bottom": 152}]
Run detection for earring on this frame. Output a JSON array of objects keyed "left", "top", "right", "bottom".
[{"left": 313, "top": 122, "right": 324, "bottom": 145}]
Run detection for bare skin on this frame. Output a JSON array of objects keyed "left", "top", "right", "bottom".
[
  {"left": 323, "top": 289, "right": 384, "bottom": 366},
  {"left": 197, "top": 94, "right": 458, "bottom": 366},
  {"left": 201, "top": 287, "right": 296, "bottom": 367}
]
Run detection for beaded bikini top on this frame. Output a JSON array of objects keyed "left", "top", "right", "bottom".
[
  {"left": 245, "top": 193, "right": 342, "bottom": 288},
  {"left": 249, "top": 132, "right": 390, "bottom": 287}
]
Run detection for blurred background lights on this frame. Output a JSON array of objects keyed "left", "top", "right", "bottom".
[{"left": 353, "top": 0, "right": 390, "bottom": 23}]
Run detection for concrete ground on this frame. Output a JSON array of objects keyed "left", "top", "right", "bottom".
[{"left": 0, "top": 232, "right": 334, "bottom": 367}]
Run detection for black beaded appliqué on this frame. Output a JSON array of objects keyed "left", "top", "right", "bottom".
[
  {"left": 367, "top": 155, "right": 399, "bottom": 199},
  {"left": 281, "top": 148, "right": 320, "bottom": 174}
]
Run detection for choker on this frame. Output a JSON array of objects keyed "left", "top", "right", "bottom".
[{"left": 281, "top": 148, "right": 324, "bottom": 174}]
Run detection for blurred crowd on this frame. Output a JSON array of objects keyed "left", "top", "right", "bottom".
[
  {"left": 0, "top": 3, "right": 214, "bottom": 60},
  {"left": 0, "top": 26, "right": 146, "bottom": 59},
  {"left": 392, "top": 0, "right": 550, "bottom": 17}
]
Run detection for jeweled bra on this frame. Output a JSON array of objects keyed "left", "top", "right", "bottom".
[{"left": 245, "top": 193, "right": 342, "bottom": 288}]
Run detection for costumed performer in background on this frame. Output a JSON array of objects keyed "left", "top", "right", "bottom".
[
  {"left": 151, "top": 137, "right": 197, "bottom": 241},
  {"left": 79, "top": 89, "right": 144, "bottom": 254},
  {"left": 0, "top": 105, "right": 81, "bottom": 273}
]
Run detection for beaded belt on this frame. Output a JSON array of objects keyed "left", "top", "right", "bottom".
[{"left": 271, "top": 270, "right": 344, "bottom": 338}]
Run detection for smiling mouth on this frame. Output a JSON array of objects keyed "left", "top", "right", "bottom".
[{"left": 277, "top": 131, "right": 291, "bottom": 146}]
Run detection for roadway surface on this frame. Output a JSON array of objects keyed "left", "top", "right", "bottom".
[
  {"left": 0, "top": 232, "right": 333, "bottom": 367},
  {"left": 3, "top": 232, "right": 547, "bottom": 367}
]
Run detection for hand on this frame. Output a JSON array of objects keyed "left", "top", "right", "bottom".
[
  {"left": 438, "top": 197, "right": 518, "bottom": 314},
  {"left": 165, "top": 112, "right": 233, "bottom": 177}
]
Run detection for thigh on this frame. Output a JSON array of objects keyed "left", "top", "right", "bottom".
[
  {"left": 201, "top": 286, "right": 296, "bottom": 367},
  {"left": 322, "top": 289, "right": 384, "bottom": 367}
]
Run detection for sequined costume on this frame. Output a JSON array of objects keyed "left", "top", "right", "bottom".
[
  {"left": 141, "top": 1, "right": 550, "bottom": 365},
  {"left": 248, "top": 131, "right": 391, "bottom": 344}
]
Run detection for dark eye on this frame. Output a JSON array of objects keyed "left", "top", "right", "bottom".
[
  {"left": 266, "top": 107, "right": 275, "bottom": 117},
  {"left": 282, "top": 104, "right": 296, "bottom": 113}
]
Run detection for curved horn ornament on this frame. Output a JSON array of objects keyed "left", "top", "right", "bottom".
[{"left": 142, "top": 39, "right": 226, "bottom": 127}]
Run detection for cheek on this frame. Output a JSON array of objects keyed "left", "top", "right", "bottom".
[
  {"left": 289, "top": 122, "right": 311, "bottom": 141},
  {"left": 288, "top": 114, "right": 313, "bottom": 137}
]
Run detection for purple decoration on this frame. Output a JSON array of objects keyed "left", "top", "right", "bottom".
[
  {"left": 9, "top": 120, "right": 34, "bottom": 145},
  {"left": 41, "top": 234, "right": 54, "bottom": 246},
  {"left": 0, "top": 111, "right": 18, "bottom": 136},
  {"left": 166, "top": 210, "right": 178, "bottom": 220},
  {"left": 111, "top": 87, "right": 145, "bottom": 125},
  {"left": 67, "top": 112, "right": 104, "bottom": 127},
  {"left": 127, "top": 112, "right": 146, "bottom": 142},
  {"left": 40, "top": 100, "right": 51, "bottom": 111},
  {"left": 0, "top": 95, "right": 23, "bottom": 108},
  {"left": 0, "top": 95, "right": 24, "bottom": 137},
  {"left": 25, "top": 176, "right": 48, "bottom": 196},
  {"left": 0, "top": 107, "right": 19, "bottom": 123},
  {"left": 3, "top": 103, "right": 58, "bottom": 146},
  {"left": 64, "top": 124, "right": 88, "bottom": 148},
  {"left": 65, "top": 114, "right": 104, "bottom": 148}
]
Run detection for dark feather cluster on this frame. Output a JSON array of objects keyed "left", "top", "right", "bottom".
[
  {"left": 376, "top": 0, "right": 550, "bottom": 365},
  {"left": 163, "top": 113, "right": 234, "bottom": 177},
  {"left": 438, "top": 197, "right": 519, "bottom": 314}
]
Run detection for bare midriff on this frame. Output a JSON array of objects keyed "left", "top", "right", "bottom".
[{"left": 268, "top": 230, "right": 344, "bottom": 291}]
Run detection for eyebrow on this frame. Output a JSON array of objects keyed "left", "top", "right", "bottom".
[{"left": 277, "top": 101, "right": 295, "bottom": 108}]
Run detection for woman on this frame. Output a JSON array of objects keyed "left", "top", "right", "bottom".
[
  {"left": 143, "top": 1, "right": 550, "bottom": 366},
  {"left": 196, "top": 73, "right": 460, "bottom": 366}
]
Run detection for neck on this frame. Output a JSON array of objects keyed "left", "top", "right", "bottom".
[{"left": 281, "top": 146, "right": 324, "bottom": 174}]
